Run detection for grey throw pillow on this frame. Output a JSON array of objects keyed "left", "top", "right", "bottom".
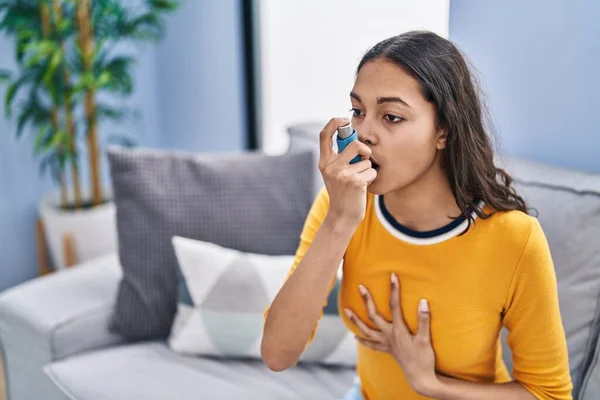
[
  {"left": 287, "top": 122, "right": 326, "bottom": 199},
  {"left": 106, "top": 146, "right": 315, "bottom": 340}
]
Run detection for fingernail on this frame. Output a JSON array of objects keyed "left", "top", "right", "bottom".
[
  {"left": 358, "top": 285, "right": 367, "bottom": 296},
  {"left": 390, "top": 273, "right": 398, "bottom": 285},
  {"left": 419, "top": 299, "right": 429, "bottom": 313},
  {"left": 344, "top": 309, "right": 352, "bottom": 318},
  {"left": 342, "top": 117, "right": 350, "bottom": 122}
]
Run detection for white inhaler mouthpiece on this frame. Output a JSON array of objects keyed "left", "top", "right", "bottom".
[{"left": 337, "top": 123, "right": 354, "bottom": 140}]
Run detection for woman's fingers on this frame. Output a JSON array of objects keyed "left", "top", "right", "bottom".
[
  {"left": 359, "top": 168, "right": 378, "bottom": 185},
  {"left": 359, "top": 285, "right": 391, "bottom": 332},
  {"left": 334, "top": 159, "right": 376, "bottom": 188},
  {"left": 318, "top": 117, "right": 350, "bottom": 168},
  {"left": 336, "top": 138, "right": 372, "bottom": 166},
  {"left": 345, "top": 158, "right": 372, "bottom": 174},
  {"left": 317, "top": 117, "right": 376, "bottom": 189},
  {"left": 416, "top": 299, "right": 432, "bottom": 345},
  {"left": 390, "top": 273, "right": 409, "bottom": 336},
  {"left": 356, "top": 337, "right": 391, "bottom": 353},
  {"left": 344, "top": 309, "right": 387, "bottom": 343}
]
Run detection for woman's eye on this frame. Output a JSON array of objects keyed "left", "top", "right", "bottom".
[
  {"left": 385, "top": 114, "right": 403, "bottom": 123},
  {"left": 350, "top": 108, "right": 363, "bottom": 117}
]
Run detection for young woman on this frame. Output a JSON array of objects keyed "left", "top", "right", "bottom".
[{"left": 261, "top": 30, "right": 572, "bottom": 400}]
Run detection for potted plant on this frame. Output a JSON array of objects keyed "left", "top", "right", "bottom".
[{"left": 0, "top": 0, "right": 178, "bottom": 270}]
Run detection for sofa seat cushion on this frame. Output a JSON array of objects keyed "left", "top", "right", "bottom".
[{"left": 44, "top": 341, "right": 356, "bottom": 400}]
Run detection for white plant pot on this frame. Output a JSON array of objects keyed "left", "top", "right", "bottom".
[{"left": 39, "top": 190, "right": 118, "bottom": 270}]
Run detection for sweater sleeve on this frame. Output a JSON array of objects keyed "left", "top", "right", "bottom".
[
  {"left": 263, "top": 186, "right": 338, "bottom": 345},
  {"left": 502, "top": 218, "right": 573, "bottom": 400}
]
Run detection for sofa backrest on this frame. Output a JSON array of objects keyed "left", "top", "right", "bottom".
[{"left": 287, "top": 123, "right": 600, "bottom": 399}]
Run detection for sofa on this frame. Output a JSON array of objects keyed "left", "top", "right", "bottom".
[{"left": 1, "top": 124, "right": 600, "bottom": 400}]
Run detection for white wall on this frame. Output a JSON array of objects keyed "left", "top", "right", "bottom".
[{"left": 257, "top": 0, "right": 450, "bottom": 154}]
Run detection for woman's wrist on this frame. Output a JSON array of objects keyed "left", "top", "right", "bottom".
[
  {"left": 323, "top": 211, "right": 361, "bottom": 236},
  {"left": 413, "top": 374, "right": 446, "bottom": 398},
  {"left": 429, "top": 374, "right": 452, "bottom": 398}
]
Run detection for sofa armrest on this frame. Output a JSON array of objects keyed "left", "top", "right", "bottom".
[{"left": 0, "top": 253, "right": 125, "bottom": 400}]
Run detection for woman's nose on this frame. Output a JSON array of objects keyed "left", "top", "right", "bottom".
[
  {"left": 357, "top": 117, "right": 377, "bottom": 145},
  {"left": 358, "top": 128, "right": 376, "bottom": 146}
]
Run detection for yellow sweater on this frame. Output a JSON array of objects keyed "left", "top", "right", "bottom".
[{"left": 274, "top": 187, "right": 572, "bottom": 400}]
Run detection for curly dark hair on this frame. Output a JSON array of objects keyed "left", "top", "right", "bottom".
[{"left": 357, "top": 30, "right": 528, "bottom": 229}]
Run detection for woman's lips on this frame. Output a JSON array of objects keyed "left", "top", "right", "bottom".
[{"left": 369, "top": 157, "right": 380, "bottom": 171}]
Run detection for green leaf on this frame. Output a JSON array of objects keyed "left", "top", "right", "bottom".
[
  {"left": 67, "top": 46, "right": 83, "bottom": 72},
  {"left": 16, "top": 91, "right": 51, "bottom": 137},
  {"left": 34, "top": 126, "right": 68, "bottom": 156},
  {"left": 16, "top": 104, "right": 39, "bottom": 137},
  {"left": 3, "top": 70, "right": 35, "bottom": 117},
  {"left": 147, "top": 0, "right": 179, "bottom": 12},
  {"left": 57, "top": 20, "right": 70, "bottom": 34},
  {"left": 0, "top": 4, "right": 41, "bottom": 36},
  {"left": 4, "top": 81, "right": 18, "bottom": 116},
  {"left": 16, "top": 29, "right": 38, "bottom": 56},
  {"left": 4, "top": 64, "right": 48, "bottom": 114},
  {"left": 33, "top": 123, "right": 54, "bottom": 154},
  {"left": 92, "top": 46, "right": 110, "bottom": 74},
  {"left": 42, "top": 47, "right": 63, "bottom": 85},
  {"left": 94, "top": 103, "right": 139, "bottom": 122},
  {"left": 0, "top": 69, "right": 10, "bottom": 83},
  {"left": 58, "top": 148, "right": 67, "bottom": 169},
  {"left": 95, "top": 55, "right": 134, "bottom": 94},
  {"left": 73, "top": 72, "right": 95, "bottom": 93},
  {"left": 39, "top": 152, "right": 60, "bottom": 181},
  {"left": 39, "top": 149, "right": 68, "bottom": 183},
  {"left": 15, "top": 33, "right": 38, "bottom": 64},
  {"left": 95, "top": 104, "right": 123, "bottom": 120},
  {"left": 50, "top": 129, "right": 67, "bottom": 148},
  {"left": 117, "top": 12, "right": 163, "bottom": 41},
  {"left": 96, "top": 70, "right": 111, "bottom": 87},
  {"left": 23, "top": 40, "right": 59, "bottom": 68}
]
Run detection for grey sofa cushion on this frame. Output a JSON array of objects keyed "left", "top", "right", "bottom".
[
  {"left": 44, "top": 341, "right": 356, "bottom": 400},
  {"left": 106, "top": 147, "right": 315, "bottom": 341},
  {"left": 496, "top": 155, "right": 600, "bottom": 398}
]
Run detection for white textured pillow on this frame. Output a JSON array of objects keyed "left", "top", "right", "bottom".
[{"left": 168, "top": 235, "right": 357, "bottom": 366}]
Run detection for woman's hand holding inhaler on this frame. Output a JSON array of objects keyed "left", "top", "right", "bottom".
[{"left": 318, "top": 117, "right": 377, "bottom": 226}]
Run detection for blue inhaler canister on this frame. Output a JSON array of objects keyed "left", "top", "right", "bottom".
[{"left": 336, "top": 123, "right": 361, "bottom": 164}]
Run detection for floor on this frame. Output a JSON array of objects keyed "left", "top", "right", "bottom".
[{"left": 0, "top": 348, "right": 5, "bottom": 400}]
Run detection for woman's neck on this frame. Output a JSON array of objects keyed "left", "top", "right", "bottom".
[{"left": 382, "top": 163, "right": 462, "bottom": 233}]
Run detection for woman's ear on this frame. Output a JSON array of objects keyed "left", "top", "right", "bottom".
[{"left": 436, "top": 129, "right": 448, "bottom": 150}]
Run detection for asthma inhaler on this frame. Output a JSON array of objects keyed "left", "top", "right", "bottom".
[{"left": 336, "top": 123, "right": 361, "bottom": 164}]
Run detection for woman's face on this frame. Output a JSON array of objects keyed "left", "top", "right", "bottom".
[{"left": 350, "top": 58, "right": 447, "bottom": 195}]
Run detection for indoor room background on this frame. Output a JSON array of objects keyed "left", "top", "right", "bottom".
[{"left": 1, "top": 0, "right": 598, "bottom": 290}]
